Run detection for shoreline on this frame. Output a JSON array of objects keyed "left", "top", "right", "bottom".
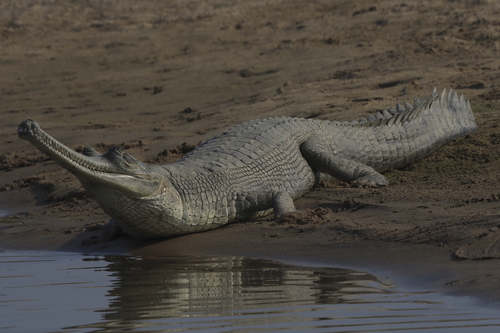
[
  {"left": 3, "top": 228, "right": 500, "bottom": 309},
  {"left": 1, "top": 0, "right": 500, "bottom": 310},
  {"left": 130, "top": 225, "right": 500, "bottom": 309}
]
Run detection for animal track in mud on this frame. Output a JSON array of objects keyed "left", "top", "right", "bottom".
[
  {"left": 73, "top": 140, "right": 145, "bottom": 153},
  {"left": 80, "top": 123, "right": 117, "bottom": 130},
  {"left": 147, "top": 142, "right": 198, "bottom": 164},
  {"left": 451, "top": 193, "right": 500, "bottom": 207},
  {"left": 0, "top": 152, "right": 49, "bottom": 171},
  {"left": 0, "top": 177, "right": 41, "bottom": 191},
  {"left": 175, "top": 108, "right": 218, "bottom": 123},
  {"left": 277, "top": 207, "right": 333, "bottom": 226},
  {"left": 237, "top": 68, "right": 280, "bottom": 78}
]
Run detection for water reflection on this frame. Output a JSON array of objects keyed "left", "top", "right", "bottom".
[
  {"left": 99, "top": 256, "right": 387, "bottom": 323},
  {"left": 2, "top": 252, "right": 500, "bottom": 333}
]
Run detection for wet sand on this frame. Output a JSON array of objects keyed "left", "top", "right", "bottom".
[{"left": 1, "top": 0, "right": 500, "bottom": 305}]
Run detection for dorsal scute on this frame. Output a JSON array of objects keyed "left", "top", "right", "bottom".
[
  {"left": 382, "top": 109, "right": 392, "bottom": 118},
  {"left": 350, "top": 88, "right": 441, "bottom": 128}
]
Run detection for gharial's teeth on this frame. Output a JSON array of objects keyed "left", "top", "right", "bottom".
[{"left": 35, "top": 128, "right": 115, "bottom": 174}]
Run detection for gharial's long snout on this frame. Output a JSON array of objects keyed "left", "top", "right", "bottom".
[
  {"left": 18, "top": 119, "right": 163, "bottom": 197},
  {"left": 18, "top": 119, "right": 118, "bottom": 174}
]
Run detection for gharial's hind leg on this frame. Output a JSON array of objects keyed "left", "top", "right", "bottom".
[{"left": 300, "top": 137, "right": 388, "bottom": 187}]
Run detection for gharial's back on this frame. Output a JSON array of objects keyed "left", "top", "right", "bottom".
[
  {"left": 169, "top": 117, "right": 320, "bottom": 200},
  {"left": 176, "top": 117, "right": 315, "bottom": 167},
  {"left": 173, "top": 88, "right": 476, "bottom": 178}
]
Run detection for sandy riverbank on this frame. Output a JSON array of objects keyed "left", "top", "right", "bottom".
[{"left": 1, "top": 0, "right": 500, "bottom": 305}]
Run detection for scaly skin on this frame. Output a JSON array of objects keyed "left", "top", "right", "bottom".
[{"left": 18, "top": 88, "right": 477, "bottom": 239}]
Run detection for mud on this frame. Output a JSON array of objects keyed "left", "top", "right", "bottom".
[{"left": 1, "top": 0, "right": 500, "bottom": 303}]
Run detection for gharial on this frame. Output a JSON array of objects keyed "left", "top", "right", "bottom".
[{"left": 18, "top": 88, "right": 477, "bottom": 240}]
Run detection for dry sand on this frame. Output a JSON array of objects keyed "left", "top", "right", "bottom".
[{"left": 1, "top": 0, "right": 500, "bottom": 305}]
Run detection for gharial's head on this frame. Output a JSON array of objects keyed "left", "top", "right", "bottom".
[{"left": 18, "top": 119, "right": 164, "bottom": 197}]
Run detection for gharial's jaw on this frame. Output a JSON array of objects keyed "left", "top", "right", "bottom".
[
  {"left": 18, "top": 119, "right": 163, "bottom": 197},
  {"left": 18, "top": 119, "right": 118, "bottom": 174}
]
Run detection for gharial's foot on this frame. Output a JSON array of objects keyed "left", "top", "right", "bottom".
[
  {"left": 82, "top": 219, "right": 123, "bottom": 245},
  {"left": 350, "top": 173, "right": 389, "bottom": 188},
  {"left": 99, "top": 219, "right": 123, "bottom": 241},
  {"left": 273, "top": 191, "right": 297, "bottom": 218}
]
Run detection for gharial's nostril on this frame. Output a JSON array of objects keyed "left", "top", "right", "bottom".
[{"left": 18, "top": 119, "right": 40, "bottom": 139}]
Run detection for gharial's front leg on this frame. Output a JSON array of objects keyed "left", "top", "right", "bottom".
[
  {"left": 300, "top": 137, "right": 389, "bottom": 187},
  {"left": 235, "top": 190, "right": 297, "bottom": 219}
]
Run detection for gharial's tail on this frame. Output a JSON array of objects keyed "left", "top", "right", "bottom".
[
  {"left": 412, "top": 87, "right": 477, "bottom": 136},
  {"left": 350, "top": 87, "right": 477, "bottom": 136},
  {"left": 338, "top": 88, "right": 477, "bottom": 172}
]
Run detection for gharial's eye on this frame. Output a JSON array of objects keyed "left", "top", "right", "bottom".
[
  {"left": 112, "top": 146, "right": 124, "bottom": 155},
  {"left": 123, "top": 153, "right": 137, "bottom": 164}
]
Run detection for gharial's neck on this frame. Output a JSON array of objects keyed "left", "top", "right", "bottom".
[{"left": 89, "top": 179, "right": 185, "bottom": 239}]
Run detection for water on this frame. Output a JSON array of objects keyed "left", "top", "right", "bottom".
[{"left": 1, "top": 251, "right": 499, "bottom": 333}]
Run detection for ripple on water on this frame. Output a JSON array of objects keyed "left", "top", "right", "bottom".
[{"left": 0, "top": 251, "right": 499, "bottom": 333}]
